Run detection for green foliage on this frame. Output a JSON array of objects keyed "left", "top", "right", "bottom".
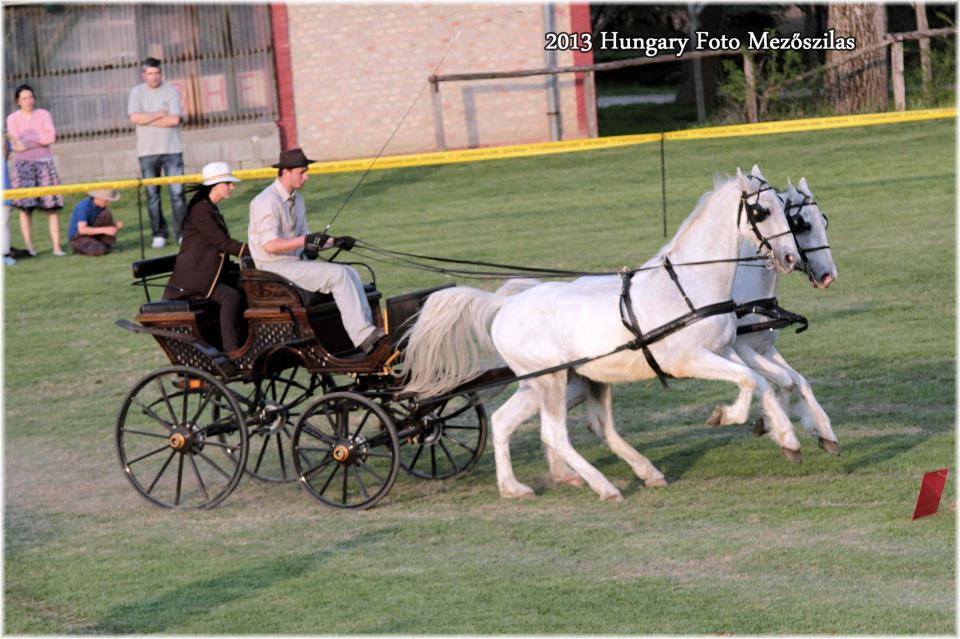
[
  {"left": 4, "top": 119, "right": 955, "bottom": 633},
  {"left": 716, "top": 39, "right": 817, "bottom": 122}
]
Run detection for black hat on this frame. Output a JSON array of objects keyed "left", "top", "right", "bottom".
[{"left": 272, "top": 147, "right": 316, "bottom": 169}]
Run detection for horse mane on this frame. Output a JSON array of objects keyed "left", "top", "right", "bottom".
[{"left": 655, "top": 175, "right": 737, "bottom": 258}]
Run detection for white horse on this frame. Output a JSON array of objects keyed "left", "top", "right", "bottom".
[
  {"left": 402, "top": 168, "right": 800, "bottom": 500},
  {"left": 489, "top": 172, "right": 839, "bottom": 469},
  {"left": 732, "top": 176, "right": 839, "bottom": 455}
]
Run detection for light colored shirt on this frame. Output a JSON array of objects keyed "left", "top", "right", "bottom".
[
  {"left": 5, "top": 109, "right": 55, "bottom": 161},
  {"left": 127, "top": 82, "right": 183, "bottom": 157},
  {"left": 248, "top": 179, "right": 309, "bottom": 264}
]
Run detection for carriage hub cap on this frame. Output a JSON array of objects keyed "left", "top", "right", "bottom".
[
  {"left": 332, "top": 444, "right": 351, "bottom": 462},
  {"left": 169, "top": 429, "right": 190, "bottom": 450}
]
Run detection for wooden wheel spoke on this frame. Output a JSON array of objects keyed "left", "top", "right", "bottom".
[
  {"left": 252, "top": 432, "right": 271, "bottom": 473},
  {"left": 127, "top": 443, "right": 172, "bottom": 466},
  {"left": 174, "top": 454, "right": 185, "bottom": 506},
  {"left": 121, "top": 427, "right": 171, "bottom": 440},
  {"left": 407, "top": 444, "right": 424, "bottom": 470},
  {"left": 318, "top": 463, "right": 340, "bottom": 496},
  {"left": 154, "top": 378, "right": 179, "bottom": 424},
  {"left": 351, "top": 408, "right": 373, "bottom": 439},
  {"left": 438, "top": 439, "right": 459, "bottom": 468},
  {"left": 189, "top": 387, "right": 218, "bottom": 426},
  {"left": 440, "top": 402, "right": 474, "bottom": 420},
  {"left": 357, "top": 461, "right": 385, "bottom": 484},
  {"left": 440, "top": 423, "right": 481, "bottom": 431},
  {"left": 276, "top": 433, "right": 288, "bottom": 477},
  {"left": 301, "top": 453, "right": 334, "bottom": 480},
  {"left": 188, "top": 454, "right": 210, "bottom": 502},
  {"left": 196, "top": 451, "right": 233, "bottom": 480},
  {"left": 442, "top": 431, "right": 476, "bottom": 455},
  {"left": 146, "top": 450, "right": 177, "bottom": 493},
  {"left": 132, "top": 396, "right": 175, "bottom": 432},
  {"left": 352, "top": 465, "right": 370, "bottom": 500}
]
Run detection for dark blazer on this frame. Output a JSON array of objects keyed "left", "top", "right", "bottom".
[{"left": 165, "top": 197, "right": 246, "bottom": 299}]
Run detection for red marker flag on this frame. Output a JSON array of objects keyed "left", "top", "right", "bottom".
[{"left": 912, "top": 468, "right": 949, "bottom": 520}]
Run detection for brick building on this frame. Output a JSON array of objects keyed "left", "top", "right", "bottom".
[{"left": 3, "top": 3, "right": 596, "bottom": 183}]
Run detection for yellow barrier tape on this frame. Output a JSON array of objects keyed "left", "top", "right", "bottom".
[{"left": 4, "top": 108, "right": 954, "bottom": 200}]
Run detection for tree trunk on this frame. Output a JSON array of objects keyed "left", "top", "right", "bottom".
[{"left": 825, "top": 4, "right": 889, "bottom": 114}]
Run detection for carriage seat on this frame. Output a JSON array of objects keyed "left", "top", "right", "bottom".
[{"left": 238, "top": 269, "right": 376, "bottom": 310}]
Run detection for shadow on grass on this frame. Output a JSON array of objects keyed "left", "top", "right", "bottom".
[{"left": 79, "top": 527, "right": 398, "bottom": 634}]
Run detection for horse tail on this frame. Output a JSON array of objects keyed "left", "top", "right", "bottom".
[{"left": 401, "top": 287, "right": 508, "bottom": 397}]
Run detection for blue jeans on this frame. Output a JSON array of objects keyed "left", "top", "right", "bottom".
[{"left": 139, "top": 153, "right": 186, "bottom": 240}]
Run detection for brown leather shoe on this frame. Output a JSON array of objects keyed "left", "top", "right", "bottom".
[{"left": 358, "top": 327, "right": 387, "bottom": 355}]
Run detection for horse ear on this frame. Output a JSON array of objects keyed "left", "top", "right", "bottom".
[
  {"left": 736, "top": 167, "right": 749, "bottom": 191},
  {"left": 786, "top": 177, "right": 794, "bottom": 189},
  {"left": 798, "top": 176, "right": 810, "bottom": 193},
  {"left": 750, "top": 164, "right": 765, "bottom": 181}
]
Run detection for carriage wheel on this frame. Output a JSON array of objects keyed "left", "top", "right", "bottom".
[
  {"left": 228, "top": 367, "right": 330, "bottom": 482},
  {"left": 291, "top": 392, "right": 400, "bottom": 509},
  {"left": 116, "top": 366, "right": 248, "bottom": 510},
  {"left": 396, "top": 393, "right": 488, "bottom": 480}
]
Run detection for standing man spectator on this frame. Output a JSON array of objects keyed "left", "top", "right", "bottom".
[{"left": 128, "top": 57, "right": 186, "bottom": 249}]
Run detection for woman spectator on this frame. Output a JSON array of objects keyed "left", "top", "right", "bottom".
[
  {"left": 164, "top": 162, "right": 247, "bottom": 353},
  {"left": 6, "top": 84, "right": 65, "bottom": 256}
]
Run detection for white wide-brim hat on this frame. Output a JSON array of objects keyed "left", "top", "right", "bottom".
[{"left": 201, "top": 161, "right": 241, "bottom": 186}]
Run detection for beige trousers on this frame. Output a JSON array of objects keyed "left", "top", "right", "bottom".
[{"left": 260, "top": 259, "right": 376, "bottom": 346}]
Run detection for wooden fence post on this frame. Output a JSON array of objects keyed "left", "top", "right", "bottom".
[
  {"left": 430, "top": 77, "right": 447, "bottom": 151},
  {"left": 743, "top": 52, "right": 758, "bottom": 123},
  {"left": 915, "top": 2, "right": 934, "bottom": 99},
  {"left": 891, "top": 39, "right": 906, "bottom": 112}
]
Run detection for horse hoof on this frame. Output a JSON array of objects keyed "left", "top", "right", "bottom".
[
  {"left": 556, "top": 476, "right": 584, "bottom": 487},
  {"left": 645, "top": 477, "right": 668, "bottom": 487},
  {"left": 752, "top": 417, "right": 767, "bottom": 437},
  {"left": 601, "top": 491, "right": 625, "bottom": 502},
  {"left": 499, "top": 483, "right": 535, "bottom": 499},
  {"left": 707, "top": 406, "right": 724, "bottom": 426},
  {"left": 781, "top": 447, "right": 803, "bottom": 464},
  {"left": 818, "top": 438, "right": 841, "bottom": 456}
]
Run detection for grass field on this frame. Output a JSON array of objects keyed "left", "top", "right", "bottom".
[{"left": 3, "top": 118, "right": 955, "bottom": 634}]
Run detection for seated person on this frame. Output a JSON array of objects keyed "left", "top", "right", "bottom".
[
  {"left": 247, "top": 147, "right": 386, "bottom": 355},
  {"left": 67, "top": 189, "right": 125, "bottom": 256},
  {"left": 164, "top": 162, "right": 247, "bottom": 352}
]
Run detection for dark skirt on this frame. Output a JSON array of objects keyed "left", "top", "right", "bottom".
[{"left": 11, "top": 158, "right": 64, "bottom": 210}]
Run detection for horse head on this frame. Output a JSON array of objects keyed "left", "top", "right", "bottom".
[
  {"left": 737, "top": 166, "right": 798, "bottom": 273},
  {"left": 783, "top": 177, "right": 836, "bottom": 288}
]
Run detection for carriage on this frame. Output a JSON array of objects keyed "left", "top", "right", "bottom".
[{"left": 115, "top": 253, "right": 510, "bottom": 510}]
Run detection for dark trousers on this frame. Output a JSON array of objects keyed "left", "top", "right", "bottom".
[
  {"left": 138, "top": 153, "right": 186, "bottom": 240},
  {"left": 69, "top": 210, "right": 117, "bottom": 256},
  {"left": 210, "top": 283, "right": 243, "bottom": 352}
]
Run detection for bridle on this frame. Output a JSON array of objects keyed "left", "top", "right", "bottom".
[
  {"left": 738, "top": 177, "right": 795, "bottom": 255},
  {"left": 780, "top": 190, "right": 831, "bottom": 265}
]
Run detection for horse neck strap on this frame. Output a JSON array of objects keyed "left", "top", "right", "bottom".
[
  {"left": 663, "top": 255, "right": 695, "bottom": 312},
  {"left": 619, "top": 270, "right": 671, "bottom": 388}
]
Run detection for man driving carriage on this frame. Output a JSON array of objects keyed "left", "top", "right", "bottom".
[{"left": 248, "top": 148, "right": 388, "bottom": 355}]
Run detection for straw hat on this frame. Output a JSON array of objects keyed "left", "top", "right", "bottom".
[
  {"left": 87, "top": 189, "right": 120, "bottom": 202},
  {"left": 201, "top": 161, "right": 241, "bottom": 186}
]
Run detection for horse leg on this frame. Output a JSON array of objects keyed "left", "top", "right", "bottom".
[
  {"left": 768, "top": 348, "right": 840, "bottom": 455},
  {"left": 491, "top": 383, "right": 540, "bottom": 498},
  {"left": 586, "top": 380, "right": 667, "bottom": 487},
  {"left": 683, "top": 350, "right": 802, "bottom": 458},
  {"left": 532, "top": 371, "right": 623, "bottom": 501},
  {"left": 546, "top": 373, "right": 589, "bottom": 486},
  {"left": 732, "top": 341, "right": 797, "bottom": 436}
]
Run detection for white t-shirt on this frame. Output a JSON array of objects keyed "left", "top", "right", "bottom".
[{"left": 127, "top": 82, "right": 183, "bottom": 157}]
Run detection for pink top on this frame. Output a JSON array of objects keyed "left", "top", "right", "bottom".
[{"left": 6, "top": 108, "right": 56, "bottom": 161}]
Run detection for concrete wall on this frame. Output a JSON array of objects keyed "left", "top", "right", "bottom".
[
  {"left": 49, "top": 121, "right": 280, "bottom": 184},
  {"left": 285, "top": 3, "right": 595, "bottom": 160}
]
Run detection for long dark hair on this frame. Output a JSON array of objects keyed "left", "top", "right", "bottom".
[{"left": 184, "top": 183, "right": 214, "bottom": 219}]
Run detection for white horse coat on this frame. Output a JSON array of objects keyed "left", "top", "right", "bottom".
[{"left": 403, "top": 169, "right": 800, "bottom": 500}]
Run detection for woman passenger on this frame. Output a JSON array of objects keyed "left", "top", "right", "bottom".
[{"left": 164, "top": 162, "right": 247, "bottom": 352}]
